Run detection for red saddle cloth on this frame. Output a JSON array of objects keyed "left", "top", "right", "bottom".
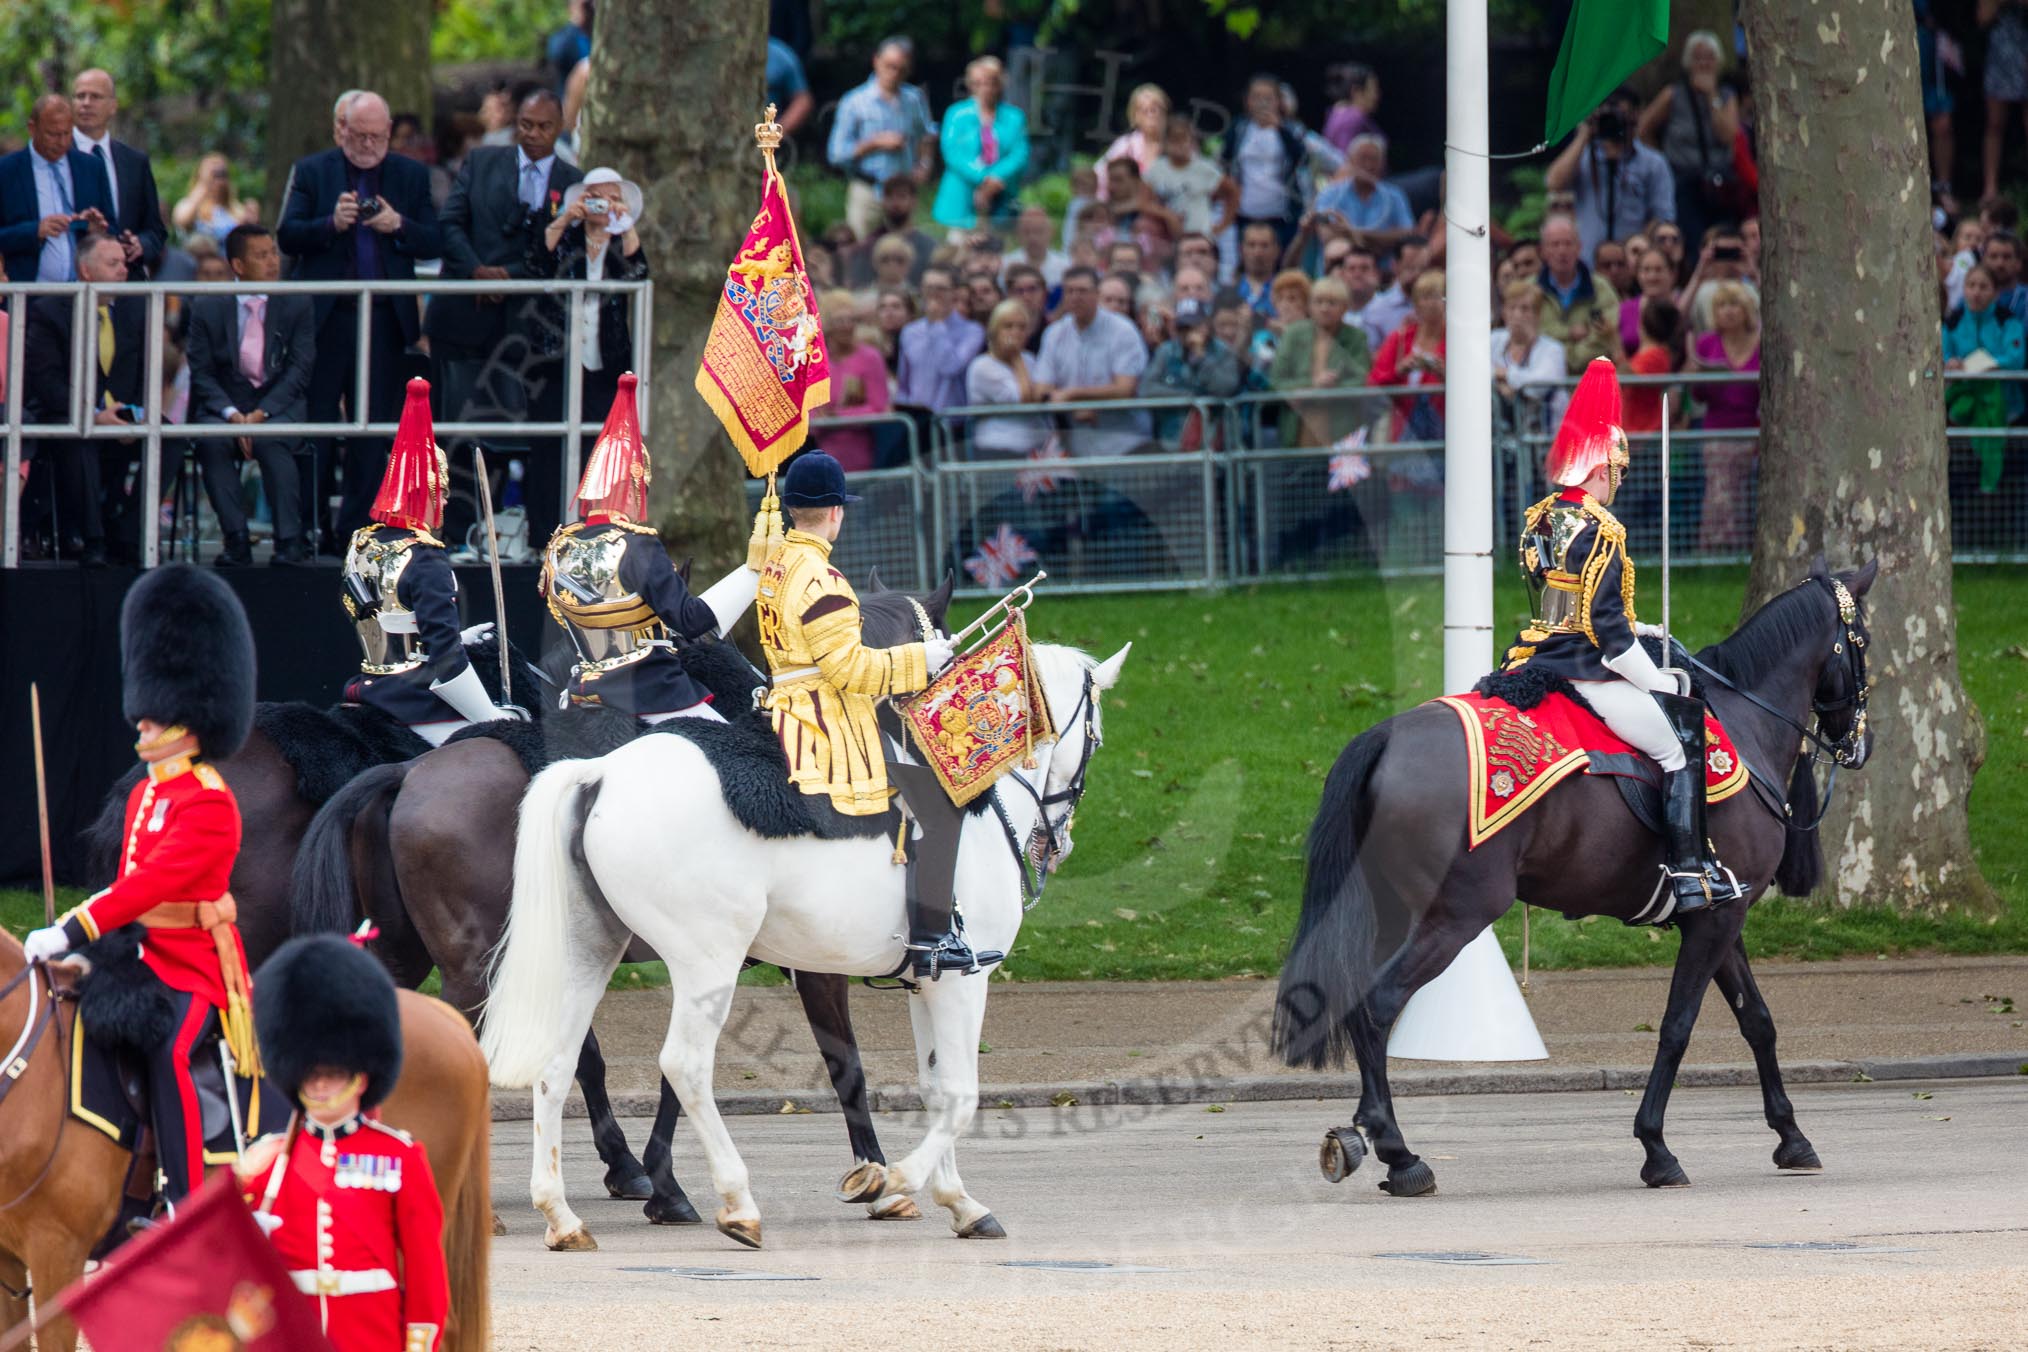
[{"left": 1434, "top": 691, "right": 1750, "bottom": 849}]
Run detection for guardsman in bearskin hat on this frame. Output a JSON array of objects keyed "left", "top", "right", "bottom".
[
  {"left": 341, "top": 376, "right": 519, "bottom": 744},
  {"left": 757, "top": 452, "right": 982, "bottom": 978},
  {"left": 240, "top": 934, "right": 449, "bottom": 1352},
  {"left": 23, "top": 564, "right": 262, "bottom": 1202},
  {"left": 1503, "top": 357, "right": 1743, "bottom": 914},
  {"left": 540, "top": 372, "right": 759, "bottom": 722}
]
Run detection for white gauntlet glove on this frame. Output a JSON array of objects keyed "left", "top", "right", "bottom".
[
  {"left": 1633, "top": 621, "right": 1665, "bottom": 639},
  {"left": 922, "top": 637, "right": 956, "bottom": 672},
  {"left": 24, "top": 926, "right": 70, "bottom": 964},
  {"left": 459, "top": 621, "right": 498, "bottom": 647}
]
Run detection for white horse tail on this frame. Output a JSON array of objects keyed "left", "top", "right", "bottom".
[{"left": 480, "top": 757, "right": 604, "bottom": 1088}]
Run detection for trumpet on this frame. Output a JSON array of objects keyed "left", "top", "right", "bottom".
[{"left": 948, "top": 570, "right": 1048, "bottom": 656}]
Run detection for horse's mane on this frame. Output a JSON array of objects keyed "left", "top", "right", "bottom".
[{"left": 1696, "top": 580, "right": 1832, "bottom": 689}]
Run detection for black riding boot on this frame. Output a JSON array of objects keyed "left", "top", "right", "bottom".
[
  {"left": 901, "top": 830, "right": 1004, "bottom": 981},
  {"left": 1655, "top": 692, "right": 1742, "bottom": 915}
]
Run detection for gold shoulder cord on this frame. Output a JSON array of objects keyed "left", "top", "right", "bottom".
[{"left": 1575, "top": 504, "right": 1633, "bottom": 646}]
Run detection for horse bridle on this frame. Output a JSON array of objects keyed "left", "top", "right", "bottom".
[
  {"left": 992, "top": 670, "right": 1100, "bottom": 909},
  {"left": 1678, "top": 575, "right": 1872, "bottom": 829}
]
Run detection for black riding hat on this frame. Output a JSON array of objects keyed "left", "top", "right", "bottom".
[
  {"left": 781, "top": 450, "right": 861, "bottom": 508},
  {"left": 121, "top": 564, "right": 256, "bottom": 758},
  {"left": 254, "top": 935, "right": 404, "bottom": 1111}
]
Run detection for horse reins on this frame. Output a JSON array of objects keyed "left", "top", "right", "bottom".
[
  {"left": 0, "top": 961, "right": 75, "bottom": 1219},
  {"left": 1678, "top": 576, "right": 1871, "bottom": 832}
]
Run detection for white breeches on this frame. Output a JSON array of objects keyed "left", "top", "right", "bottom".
[
  {"left": 641, "top": 702, "right": 727, "bottom": 726},
  {"left": 1570, "top": 679, "right": 1685, "bottom": 771},
  {"left": 412, "top": 719, "right": 464, "bottom": 747}
]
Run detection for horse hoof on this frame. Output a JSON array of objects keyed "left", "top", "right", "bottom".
[
  {"left": 1642, "top": 1159, "right": 1691, "bottom": 1189},
  {"left": 1379, "top": 1159, "right": 1437, "bottom": 1197},
  {"left": 1773, "top": 1141, "right": 1823, "bottom": 1173},
  {"left": 957, "top": 1213, "right": 1006, "bottom": 1239},
  {"left": 867, "top": 1194, "right": 920, "bottom": 1221},
  {"left": 645, "top": 1192, "right": 703, "bottom": 1226},
  {"left": 491, "top": 1212, "right": 508, "bottom": 1237},
  {"left": 604, "top": 1169, "right": 654, "bottom": 1202},
  {"left": 1320, "top": 1126, "right": 1366, "bottom": 1184},
  {"left": 837, "top": 1161, "right": 887, "bottom": 1204},
  {"left": 716, "top": 1211, "right": 763, "bottom": 1250},
  {"left": 545, "top": 1226, "right": 598, "bottom": 1252}
]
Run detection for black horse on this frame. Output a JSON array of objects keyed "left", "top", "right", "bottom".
[
  {"left": 1274, "top": 559, "right": 1877, "bottom": 1196},
  {"left": 287, "top": 577, "right": 955, "bottom": 1229}
]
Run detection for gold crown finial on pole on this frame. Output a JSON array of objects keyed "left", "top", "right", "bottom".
[{"left": 755, "top": 103, "right": 784, "bottom": 175}]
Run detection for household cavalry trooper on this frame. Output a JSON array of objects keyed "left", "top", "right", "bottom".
[
  {"left": 1502, "top": 357, "right": 1743, "bottom": 917},
  {"left": 23, "top": 564, "right": 262, "bottom": 1205},
  {"left": 539, "top": 372, "right": 760, "bottom": 722},
  {"left": 755, "top": 451, "right": 981, "bottom": 980},
  {"left": 340, "top": 376, "right": 519, "bottom": 744},
  {"left": 240, "top": 933, "right": 449, "bottom": 1352}
]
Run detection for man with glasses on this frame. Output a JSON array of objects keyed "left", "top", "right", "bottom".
[
  {"left": 0, "top": 94, "right": 115, "bottom": 285},
  {"left": 278, "top": 89, "right": 443, "bottom": 546},
  {"left": 827, "top": 37, "right": 938, "bottom": 241},
  {"left": 1003, "top": 263, "right": 1050, "bottom": 353}
]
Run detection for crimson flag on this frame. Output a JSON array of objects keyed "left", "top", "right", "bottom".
[{"left": 58, "top": 1173, "right": 334, "bottom": 1351}]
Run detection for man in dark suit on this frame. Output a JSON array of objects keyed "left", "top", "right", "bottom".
[
  {"left": 0, "top": 94, "right": 116, "bottom": 285},
  {"left": 22, "top": 232, "right": 146, "bottom": 567},
  {"left": 188, "top": 224, "right": 318, "bottom": 566},
  {"left": 276, "top": 89, "right": 442, "bottom": 543},
  {"left": 70, "top": 68, "right": 167, "bottom": 278},
  {"left": 427, "top": 88, "right": 582, "bottom": 542}
]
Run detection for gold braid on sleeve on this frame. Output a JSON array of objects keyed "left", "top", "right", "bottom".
[{"left": 1576, "top": 512, "right": 1628, "bottom": 648}]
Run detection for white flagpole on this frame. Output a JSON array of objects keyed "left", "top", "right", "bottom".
[{"left": 1390, "top": 0, "right": 1548, "bottom": 1063}]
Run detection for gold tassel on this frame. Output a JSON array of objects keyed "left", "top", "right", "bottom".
[
  {"left": 748, "top": 472, "right": 786, "bottom": 571},
  {"left": 891, "top": 817, "right": 909, "bottom": 865}
]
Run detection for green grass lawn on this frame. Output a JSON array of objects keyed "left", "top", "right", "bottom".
[{"left": 10, "top": 566, "right": 2027, "bottom": 982}]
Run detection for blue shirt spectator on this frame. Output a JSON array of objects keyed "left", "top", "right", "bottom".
[
  {"left": 827, "top": 39, "right": 938, "bottom": 239},
  {"left": 765, "top": 38, "right": 814, "bottom": 135},
  {"left": 1034, "top": 268, "right": 1151, "bottom": 457},
  {"left": 933, "top": 56, "right": 1030, "bottom": 230},
  {"left": 547, "top": 3, "right": 591, "bottom": 93},
  {"left": 896, "top": 268, "right": 984, "bottom": 413},
  {"left": 1546, "top": 98, "right": 1678, "bottom": 263}
]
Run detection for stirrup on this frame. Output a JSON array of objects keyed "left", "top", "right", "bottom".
[{"left": 904, "top": 936, "right": 1005, "bottom": 981}]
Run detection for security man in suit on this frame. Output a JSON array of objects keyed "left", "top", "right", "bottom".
[
  {"left": 21, "top": 230, "right": 144, "bottom": 567},
  {"left": 188, "top": 223, "right": 319, "bottom": 566},
  {"left": 428, "top": 88, "right": 583, "bottom": 543},
  {"left": 70, "top": 68, "right": 168, "bottom": 278},
  {"left": 0, "top": 93, "right": 116, "bottom": 285},
  {"left": 276, "top": 89, "right": 443, "bottom": 543}
]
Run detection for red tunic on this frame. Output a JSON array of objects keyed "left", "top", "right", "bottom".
[
  {"left": 60, "top": 757, "right": 250, "bottom": 1010},
  {"left": 242, "top": 1116, "right": 450, "bottom": 1352}
]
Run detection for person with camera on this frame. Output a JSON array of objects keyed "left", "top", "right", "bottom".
[
  {"left": 1545, "top": 86, "right": 1675, "bottom": 266},
  {"left": 1636, "top": 31, "right": 1745, "bottom": 260},
  {"left": 21, "top": 231, "right": 145, "bottom": 566},
  {"left": 1677, "top": 225, "right": 1761, "bottom": 335},
  {"left": 277, "top": 89, "right": 443, "bottom": 546},
  {"left": 528, "top": 166, "right": 649, "bottom": 444}
]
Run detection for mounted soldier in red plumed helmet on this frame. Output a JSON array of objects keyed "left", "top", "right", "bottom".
[
  {"left": 340, "top": 377, "right": 520, "bottom": 744},
  {"left": 23, "top": 564, "right": 263, "bottom": 1204},
  {"left": 1502, "top": 358, "right": 1743, "bottom": 915}
]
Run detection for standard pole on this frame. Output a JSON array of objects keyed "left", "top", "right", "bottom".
[{"left": 1390, "top": 0, "right": 1548, "bottom": 1064}]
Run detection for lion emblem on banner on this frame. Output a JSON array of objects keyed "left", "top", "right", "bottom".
[
  {"left": 726, "top": 238, "right": 824, "bottom": 388},
  {"left": 902, "top": 615, "right": 1057, "bottom": 806}
]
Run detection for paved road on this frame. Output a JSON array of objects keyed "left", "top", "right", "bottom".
[{"left": 485, "top": 1077, "right": 2028, "bottom": 1350}]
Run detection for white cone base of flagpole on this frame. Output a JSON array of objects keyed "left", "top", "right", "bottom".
[{"left": 1387, "top": 927, "right": 1548, "bottom": 1061}]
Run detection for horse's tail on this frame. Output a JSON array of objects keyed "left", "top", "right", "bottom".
[
  {"left": 480, "top": 758, "right": 603, "bottom": 1087},
  {"left": 1273, "top": 724, "right": 1389, "bottom": 1071},
  {"left": 83, "top": 764, "right": 146, "bottom": 888},
  {"left": 290, "top": 762, "right": 412, "bottom": 937},
  {"left": 1772, "top": 751, "right": 1823, "bottom": 897}
]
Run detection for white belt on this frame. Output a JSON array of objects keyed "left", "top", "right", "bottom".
[
  {"left": 770, "top": 664, "right": 822, "bottom": 684},
  {"left": 291, "top": 1268, "right": 396, "bottom": 1297}
]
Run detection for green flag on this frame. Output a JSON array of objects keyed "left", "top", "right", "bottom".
[{"left": 1544, "top": 0, "right": 1670, "bottom": 146}]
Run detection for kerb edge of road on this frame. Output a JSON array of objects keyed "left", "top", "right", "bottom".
[{"left": 486, "top": 1051, "right": 2028, "bottom": 1121}]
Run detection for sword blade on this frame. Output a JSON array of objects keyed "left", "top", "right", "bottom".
[
  {"left": 30, "top": 684, "right": 54, "bottom": 927},
  {"left": 1660, "top": 394, "right": 1671, "bottom": 652},
  {"left": 473, "top": 448, "right": 513, "bottom": 702}
]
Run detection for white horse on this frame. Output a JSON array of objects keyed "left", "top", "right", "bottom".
[{"left": 480, "top": 640, "right": 1129, "bottom": 1250}]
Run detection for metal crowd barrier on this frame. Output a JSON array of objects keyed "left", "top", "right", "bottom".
[
  {"left": 12, "top": 318, "right": 2028, "bottom": 580},
  {"left": 2, "top": 277, "right": 652, "bottom": 567}
]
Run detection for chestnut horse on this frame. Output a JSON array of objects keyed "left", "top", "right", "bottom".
[{"left": 0, "top": 936, "right": 491, "bottom": 1352}]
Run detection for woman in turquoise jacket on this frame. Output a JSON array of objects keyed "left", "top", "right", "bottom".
[
  {"left": 1942, "top": 262, "right": 2025, "bottom": 495},
  {"left": 933, "top": 56, "right": 1030, "bottom": 231}
]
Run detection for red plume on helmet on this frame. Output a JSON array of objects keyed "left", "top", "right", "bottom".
[
  {"left": 1544, "top": 357, "right": 1630, "bottom": 488},
  {"left": 368, "top": 377, "right": 449, "bottom": 534},
  {"left": 575, "top": 371, "right": 651, "bottom": 523}
]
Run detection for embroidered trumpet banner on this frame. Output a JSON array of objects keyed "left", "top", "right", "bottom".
[
  {"left": 694, "top": 166, "right": 832, "bottom": 478},
  {"left": 1436, "top": 690, "right": 1749, "bottom": 849},
  {"left": 901, "top": 615, "right": 1057, "bottom": 807}
]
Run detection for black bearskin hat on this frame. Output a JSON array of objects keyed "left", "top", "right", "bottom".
[
  {"left": 254, "top": 935, "right": 404, "bottom": 1111},
  {"left": 121, "top": 564, "right": 256, "bottom": 758}
]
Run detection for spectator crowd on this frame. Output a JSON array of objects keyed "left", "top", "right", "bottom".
[{"left": 12, "top": 5, "right": 2028, "bottom": 570}]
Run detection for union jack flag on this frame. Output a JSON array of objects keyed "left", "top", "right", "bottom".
[
  {"left": 964, "top": 524, "right": 1039, "bottom": 588},
  {"left": 1015, "top": 441, "right": 1076, "bottom": 503},
  {"left": 1327, "top": 427, "right": 1371, "bottom": 493}
]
